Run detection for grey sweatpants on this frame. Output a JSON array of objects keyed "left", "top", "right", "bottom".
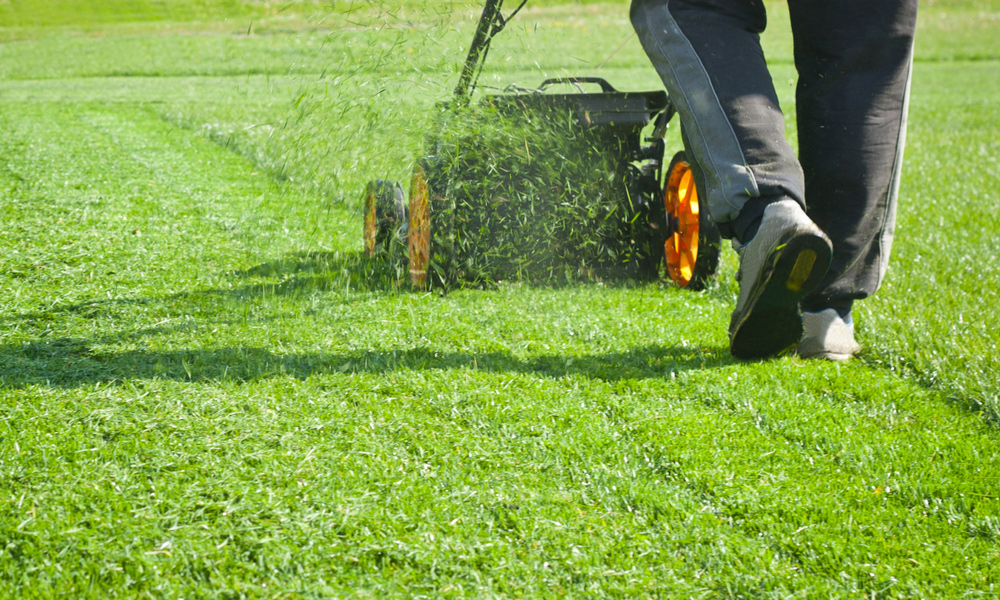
[{"left": 631, "top": 0, "right": 917, "bottom": 311}]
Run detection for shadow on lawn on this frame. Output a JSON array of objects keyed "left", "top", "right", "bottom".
[
  {"left": 0, "top": 338, "right": 729, "bottom": 389},
  {"left": 1, "top": 250, "right": 730, "bottom": 389}
]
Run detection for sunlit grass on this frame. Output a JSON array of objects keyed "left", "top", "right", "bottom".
[{"left": 1, "top": 0, "right": 999, "bottom": 597}]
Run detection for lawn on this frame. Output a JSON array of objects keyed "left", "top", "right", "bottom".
[{"left": 1, "top": 0, "right": 999, "bottom": 597}]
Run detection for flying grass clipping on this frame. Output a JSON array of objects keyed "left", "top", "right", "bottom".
[{"left": 423, "top": 102, "right": 665, "bottom": 286}]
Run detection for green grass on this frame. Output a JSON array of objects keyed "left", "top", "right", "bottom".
[{"left": 2, "top": 0, "right": 1000, "bottom": 597}]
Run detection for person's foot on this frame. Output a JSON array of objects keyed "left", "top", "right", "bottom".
[
  {"left": 796, "top": 308, "right": 861, "bottom": 361},
  {"left": 729, "top": 200, "right": 833, "bottom": 360}
]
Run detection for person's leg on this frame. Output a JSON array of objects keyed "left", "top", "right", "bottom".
[
  {"left": 630, "top": 0, "right": 800, "bottom": 241},
  {"left": 789, "top": 0, "right": 918, "bottom": 358},
  {"left": 631, "top": 0, "right": 832, "bottom": 360}
]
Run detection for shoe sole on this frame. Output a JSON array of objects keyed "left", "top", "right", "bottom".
[{"left": 730, "top": 233, "right": 832, "bottom": 360}]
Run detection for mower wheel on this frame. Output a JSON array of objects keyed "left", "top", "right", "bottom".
[
  {"left": 663, "top": 151, "right": 720, "bottom": 290},
  {"left": 362, "top": 180, "right": 406, "bottom": 257},
  {"left": 408, "top": 158, "right": 455, "bottom": 291}
]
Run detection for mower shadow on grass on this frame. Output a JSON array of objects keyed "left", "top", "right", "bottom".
[{"left": 0, "top": 339, "right": 729, "bottom": 389}]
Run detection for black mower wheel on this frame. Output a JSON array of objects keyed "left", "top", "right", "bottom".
[
  {"left": 663, "top": 151, "right": 720, "bottom": 290},
  {"left": 408, "top": 157, "right": 456, "bottom": 291},
  {"left": 362, "top": 180, "right": 406, "bottom": 257}
]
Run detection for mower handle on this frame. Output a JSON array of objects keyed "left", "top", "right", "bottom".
[
  {"left": 454, "top": 0, "right": 504, "bottom": 102},
  {"left": 538, "top": 77, "right": 619, "bottom": 93}
]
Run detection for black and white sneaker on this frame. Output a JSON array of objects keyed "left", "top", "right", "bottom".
[{"left": 729, "top": 200, "right": 833, "bottom": 360}]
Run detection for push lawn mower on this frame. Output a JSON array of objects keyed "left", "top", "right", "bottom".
[{"left": 362, "top": 0, "right": 720, "bottom": 290}]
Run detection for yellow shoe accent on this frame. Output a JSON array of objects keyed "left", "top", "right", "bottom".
[{"left": 786, "top": 249, "right": 817, "bottom": 292}]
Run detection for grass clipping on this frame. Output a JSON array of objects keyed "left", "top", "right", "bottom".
[{"left": 426, "top": 100, "right": 662, "bottom": 286}]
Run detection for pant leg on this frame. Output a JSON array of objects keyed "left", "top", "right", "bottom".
[
  {"left": 630, "top": 0, "right": 803, "bottom": 238},
  {"left": 790, "top": 0, "right": 918, "bottom": 311}
]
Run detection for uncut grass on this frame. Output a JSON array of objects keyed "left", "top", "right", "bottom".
[
  {"left": 3, "top": 0, "right": 1000, "bottom": 597},
  {"left": 863, "top": 60, "right": 1000, "bottom": 423}
]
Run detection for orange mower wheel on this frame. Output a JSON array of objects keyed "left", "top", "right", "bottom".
[
  {"left": 408, "top": 159, "right": 455, "bottom": 291},
  {"left": 663, "top": 151, "right": 720, "bottom": 290}
]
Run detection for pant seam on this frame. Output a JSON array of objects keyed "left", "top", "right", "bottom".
[{"left": 636, "top": 0, "right": 759, "bottom": 222}]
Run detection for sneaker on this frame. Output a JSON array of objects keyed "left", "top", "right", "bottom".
[
  {"left": 796, "top": 308, "right": 861, "bottom": 361},
  {"left": 729, "top": 200, "right": 833, "bottom": 360}
]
